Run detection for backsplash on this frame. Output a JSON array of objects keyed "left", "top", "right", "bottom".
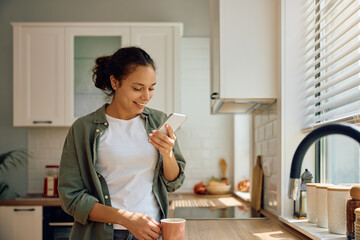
[
  {"left": 27, "top": 38, "right": 234, "bottom": 194},
  {"left": 176, "top": 38, "right": 234, "bottom": 192},
  {"left": 253, "top": 103, "right": 279, "bottom": 215},
  {"left": 28, "top": 128, "right": 69, "bottom": 193}
]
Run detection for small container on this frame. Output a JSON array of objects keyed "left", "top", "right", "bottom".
[
  {"left": 347, "top": 185, "right": 360, "bottom": 239},
  {"left": 306, "top": 183, "right": 319, "bottom": 223},
  {"left": 327, "top": 185, "right": 351, "bottom": 234},
  {"left": 316, "top": 183, "right": 333, "bottom": 228},
  {"left": 355, "top": 208, "right": 360, "bottom": 240},
  {"left": 43, "top": 165, "right": 59, "bottom": 197}
]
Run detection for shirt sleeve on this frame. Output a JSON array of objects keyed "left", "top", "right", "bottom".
[
  {"left": 58, "top": 127, "right": 99, "bottom": 225},
  {"left": 159, "top": 139, "right": 186, "bottom": 192}
]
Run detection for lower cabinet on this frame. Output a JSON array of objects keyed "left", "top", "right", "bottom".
[{"left": 0, "top": 206, "right": 42, "bottom": 240}]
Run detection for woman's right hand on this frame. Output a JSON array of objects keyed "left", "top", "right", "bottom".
[{"left": 122, "top": 211, "right": 161, "bottom": 240}]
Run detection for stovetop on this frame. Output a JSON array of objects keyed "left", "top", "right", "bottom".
[{"left": 174, "top": 206, "right": 266, "bottom": 220}]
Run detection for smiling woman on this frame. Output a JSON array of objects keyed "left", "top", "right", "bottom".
[{"left": 58, "top": 46, "right": 186, "bottom": 240}]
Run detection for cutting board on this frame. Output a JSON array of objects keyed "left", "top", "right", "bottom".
[{"left": 251, "top": 156, "right": 263, "bottom": 211}]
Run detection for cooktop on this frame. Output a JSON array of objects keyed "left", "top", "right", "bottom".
[{"left": 174, "top": 205, "right": 266, "bottom": 220}]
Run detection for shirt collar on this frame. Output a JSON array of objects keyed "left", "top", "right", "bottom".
[{"left": 93, "top": 103, "right": 150, "bottom": 124}]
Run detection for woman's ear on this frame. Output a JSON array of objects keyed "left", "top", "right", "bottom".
[{"left": 110, "top": 75, "right": 118, "bottom": 90}]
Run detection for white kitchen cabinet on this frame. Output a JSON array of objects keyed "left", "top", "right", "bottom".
[
  {"left": 64, "top": 25, "right": 131, "bottom": 124},
  {"left": 0, "top": 206, "right": 42, "bottom": 240},
  {"left": 131, "top": 26, "right": 181, "bottom": 114},
  {"left": 13, "top": 26, "right": 66, "bottom": 126},
  {"left": 209, "top": 0, "right": 278, "bottom": 113},
  {"left": 12, "top": 22, "right": 182, "bottom": 126}
]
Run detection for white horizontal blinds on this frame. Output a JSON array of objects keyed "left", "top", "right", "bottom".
[{"left": 303, "top": 0, "right": 360, "bottom": 131}]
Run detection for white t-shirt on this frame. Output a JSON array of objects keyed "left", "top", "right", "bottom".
[{"left": 96, "top": 114, "right": 160, "bottom": 230}]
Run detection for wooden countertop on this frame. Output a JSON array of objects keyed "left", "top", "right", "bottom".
[
  {"left": 0, "top": 194, "right": 61, "bottom": 206},
  {"left": 184, "top": 218, "right": 307, "bottom": 240},
  {"left": 0, "top": 192, "right": 311, "bottom": 239},
  {"left": 170, "top": 193, "right": 311, "bottom": 240}
]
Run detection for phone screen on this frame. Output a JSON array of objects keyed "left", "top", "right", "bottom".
[{"left": 158, "top": 113, "right": 187, "bottom": 135}]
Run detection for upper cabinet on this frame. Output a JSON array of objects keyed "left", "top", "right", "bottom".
[
  {"left": 209, "top": 0, "right": 278, "bottom": 114},
  {"left": 12, "top": 22, "right": 182, "bottom": 127},
  {"left": 13, "top": 26, "right": 66, "bottom": 126}
]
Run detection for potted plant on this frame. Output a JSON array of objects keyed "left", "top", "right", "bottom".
[{"left": 0, "top": 149, "right": 27, "bottom": 200}]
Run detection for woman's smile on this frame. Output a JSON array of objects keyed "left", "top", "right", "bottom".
[{"left": 106, "top": 65, "right": 156, "bottom": 120}]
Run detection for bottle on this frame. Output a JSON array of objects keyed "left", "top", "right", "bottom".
[
  {"left": 43, "top": 165, "right": 59, "bottom": 197},
  {"left": 347, "top": 185, "right": 360, "bottom": 239}
]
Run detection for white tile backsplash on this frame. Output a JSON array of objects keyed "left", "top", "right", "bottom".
[
  {"left": 253, "top": 103, "right": 279, "bottom": 215},
  {"left": 27, "top": 38, "right": 234, "bottom": 194},
  {"left": 28, "top": 128, "right": 69, "bottom": 193}
]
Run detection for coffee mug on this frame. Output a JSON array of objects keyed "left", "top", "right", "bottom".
[{"left": 160, "top": 218, "right": 186, "bottom": 240}]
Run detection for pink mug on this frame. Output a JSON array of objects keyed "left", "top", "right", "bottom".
[{"left": 160, "top": 218, "right": 186, "bottom": 240}]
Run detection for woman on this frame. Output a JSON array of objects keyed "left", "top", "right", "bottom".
[{"left": 58, "top": 46, "right": 186, "bottom": 240}]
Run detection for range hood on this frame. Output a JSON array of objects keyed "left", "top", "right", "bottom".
[
  {"left": 211, "top": 96, "right": 276, "bottom": 114},
  {"left": 209, "top": 0, "right": 278, "bottom": 115}
]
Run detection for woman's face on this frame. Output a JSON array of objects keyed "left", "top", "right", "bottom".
[{"left": 111, "top": 65, "right": 156, "bottom": 120}]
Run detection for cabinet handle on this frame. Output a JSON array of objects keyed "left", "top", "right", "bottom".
[
  {"left": 33, "top": 120, "right": 52, "bottom": 124},
  {"left": 48, "top": 222, "right": 74, "bottom": 226},
  {"left": 13, "top": 208, "right": 35, "bottom": 212},
  {"left": 211, "top": 92, "right": 219, "bottom": 100}
]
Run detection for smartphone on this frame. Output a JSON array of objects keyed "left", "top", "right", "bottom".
[{"left": 158, "top": 113, "right": 187, "bottom": 135}]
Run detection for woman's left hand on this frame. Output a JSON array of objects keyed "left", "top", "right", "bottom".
[{"left": 148, "top": 124, "right": 175, "bottom": 157}]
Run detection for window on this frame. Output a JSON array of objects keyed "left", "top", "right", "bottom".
[
  {"left": 303, "top": 0, "right": 360, "bottom": 130},
  {"left": 304, "top": 0, "right": 360, "bottom": 183}
]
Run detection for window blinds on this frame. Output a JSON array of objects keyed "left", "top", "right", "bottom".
[{"left": 303, "top": 0, "right": 360, "bottom": 131}]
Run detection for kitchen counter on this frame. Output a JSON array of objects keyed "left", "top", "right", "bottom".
[
  {"left": 184, "top": 218, "right": 306, "bottom": 240},
  {"left": 170, "top": 193, "right": 311, "bottom": 239},
  {"left": 0, "top": 192, "right": 311, "bottom": 239},
  {"left": 0, "top": 194, "right": 61, "bottom": 206}
]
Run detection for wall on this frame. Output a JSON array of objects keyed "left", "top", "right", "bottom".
[
  {"left": 0, "top": 0, "right": 210, "bottom": 195},
  {"left": 253, "top": 103, "right": 279, "bottom": 215},
  {"left": 280, "top": 0, "right": 312, "bottom": 217},
  {"left": 177, "top": 38, "right": 233, "bottom": 192},
  {"left": 26, "top": 38, "right": 234, "bottom": 193}
]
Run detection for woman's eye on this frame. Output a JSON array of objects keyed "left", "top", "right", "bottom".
[
  {"left": 149, "top": 88, "right": 155, "bottom": 91},
  {"left": 134, "top": 88, "right": 141, "bottom": 91}
]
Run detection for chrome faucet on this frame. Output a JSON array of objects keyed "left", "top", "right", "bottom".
[{"left": 288, "top": 123, "right": 360, "bottom": 200}]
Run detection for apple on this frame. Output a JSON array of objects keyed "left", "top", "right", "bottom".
[{"left": 193, "top": 182, "right": 207, "bottom": 194}]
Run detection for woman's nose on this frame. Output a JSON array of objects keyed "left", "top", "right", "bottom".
[{"left": 141, "top": 90, "right": 151, "bottom": 100}]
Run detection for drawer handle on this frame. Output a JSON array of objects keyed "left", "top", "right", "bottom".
[
  {"left": 13, "top": 208, "right": 35, "bottom": 212},
  {"left": 33, "top": 121, "right": 52, "bottom": 124},
  {"left": 48, "top": 222, "right": 74, "bottom": 226}
]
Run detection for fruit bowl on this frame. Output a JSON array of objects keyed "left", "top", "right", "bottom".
[{"left": 206, "top": 184, "right": 231, "bottom": 195}]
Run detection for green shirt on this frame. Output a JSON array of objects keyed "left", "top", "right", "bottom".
[{"left": 58, "top": 104, "right": 186, "bottom": 240}]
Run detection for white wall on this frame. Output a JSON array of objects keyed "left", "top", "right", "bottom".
[
  {"left": 176, "top": 38, "right": 234, "bottom": 192},
  {"left": 281, "top": 0, "right": 314, "bottom": 217}
]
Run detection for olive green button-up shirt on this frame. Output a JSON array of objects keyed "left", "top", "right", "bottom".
[{"left": 58, "top": 104, "right": 186, "bottom": 240}]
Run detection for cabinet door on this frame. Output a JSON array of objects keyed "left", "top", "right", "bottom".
[
  {"left": 0, "top": 206, "right": 42, "bottom": 240},
  {"left": 210, "top": 0, "right": 277, "bottom": 100},
  {"left": 131, "top": 26, "right": 181, "bottom": 114},
  {"left": 65, "top": 27, "right": 131, "bottom": 125},
  {"left": 13, "top": 26, "right": 66, "bottom": 126}
]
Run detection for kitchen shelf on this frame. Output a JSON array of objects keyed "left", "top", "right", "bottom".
[{"left": 279, "top": 216, "right": 346, "bottom": 240}]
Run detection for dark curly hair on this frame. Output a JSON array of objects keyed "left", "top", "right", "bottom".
[{"left": 92, "top": 46, "right": 155, "bottom": 96}]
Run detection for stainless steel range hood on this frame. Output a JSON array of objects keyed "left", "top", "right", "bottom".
[{"left": 211, "top": 97, "right": 276, "bottom": 114}]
